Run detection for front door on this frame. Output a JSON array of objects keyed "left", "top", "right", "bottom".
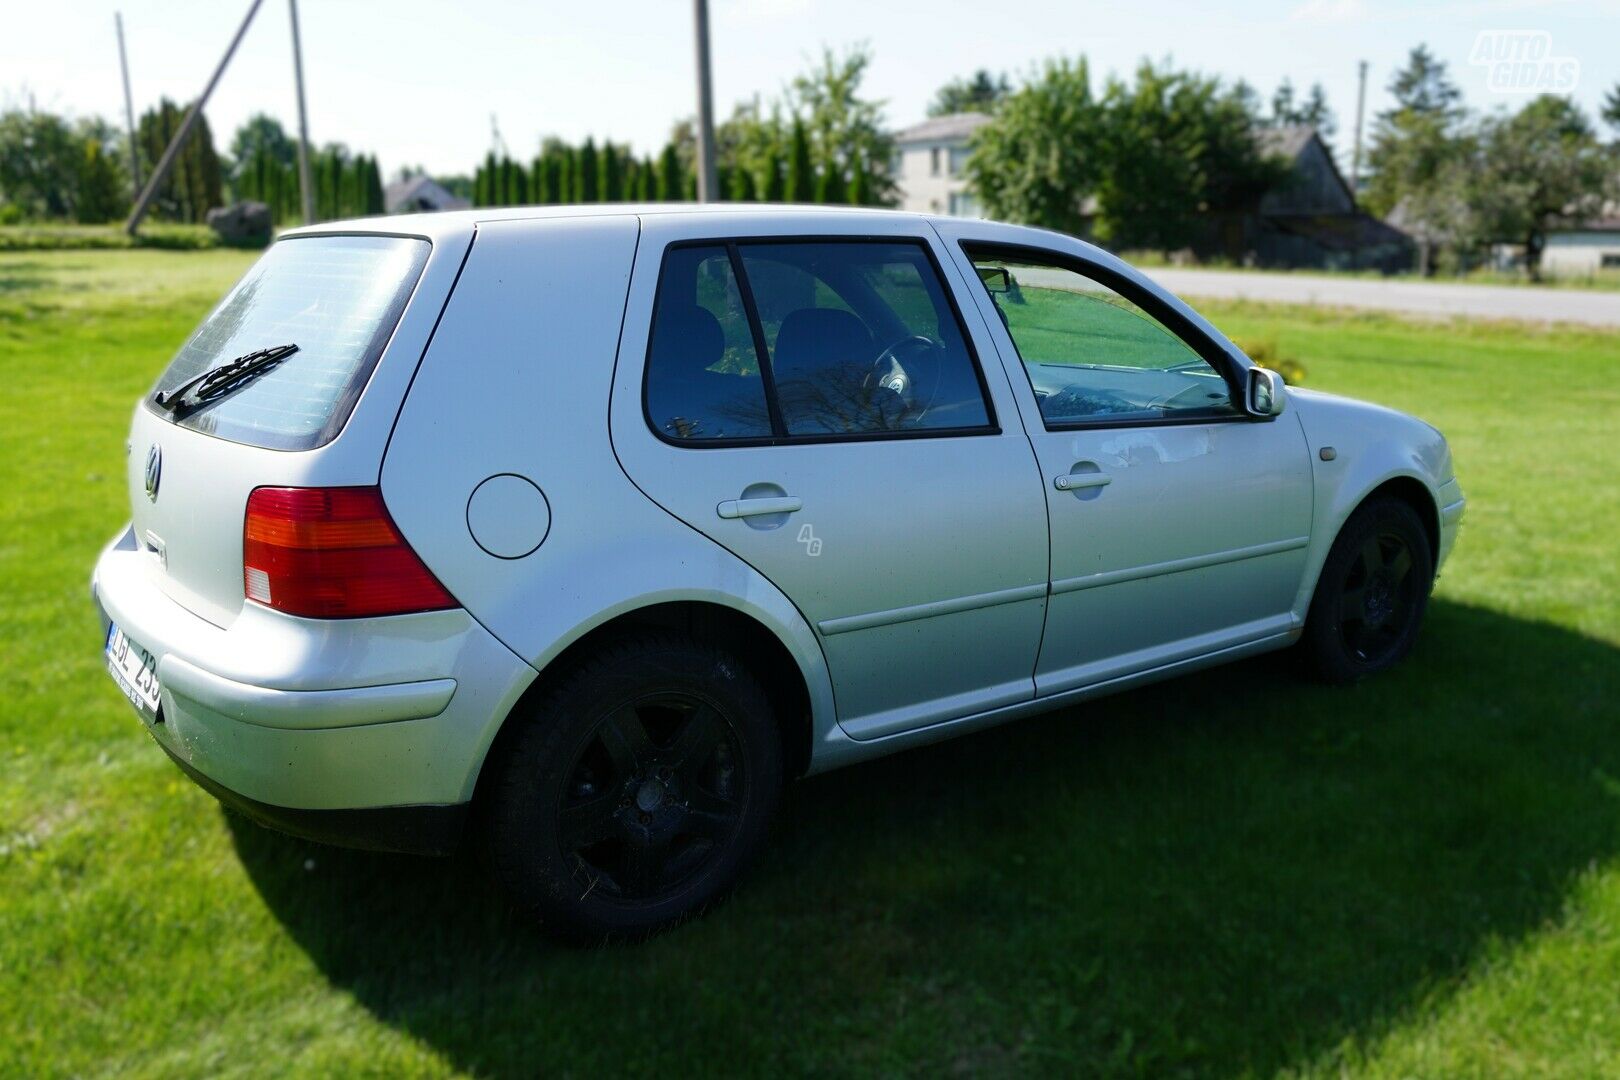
[
  {"left": 948, "top": 238, "right": 1315, "bottom": 695},
  {"left": 612, "top": 218, "right": 1049, "bottom": 739}
]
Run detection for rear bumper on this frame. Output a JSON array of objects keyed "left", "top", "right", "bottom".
[
  {"left": 154, "top": 733, "right": 468, "bottom": 854},
  {"left": 91, "top": 523, "right": 536, "bottom": 848}
]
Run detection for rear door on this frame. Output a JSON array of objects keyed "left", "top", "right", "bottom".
[
  {"left": 943, "top": 232, "right": 1315, "bottom": 694},
  {"left": 611, "top": 213, "right": 1048, "bottom": 740}
]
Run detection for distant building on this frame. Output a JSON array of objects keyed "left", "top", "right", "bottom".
[
  {"left": 1541, "top": 217, "right": 1620, "bottom": 276},
  {"left": 1223, "top": 124, "right": 1414, "bottom": 272},
  {"left": 890, "top": 112, "right": 990, "bottom": 217},
  {"left": 384, "top": 175, "right": 471, "bottom": 215}
]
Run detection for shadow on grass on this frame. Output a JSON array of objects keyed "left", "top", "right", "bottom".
[{"left": 229, "top": 599, "right": 1620, "bottom": 1075}]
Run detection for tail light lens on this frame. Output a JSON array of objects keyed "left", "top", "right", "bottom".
[{"left": 243, "top": 486, "right": 455, "bottom": 618}]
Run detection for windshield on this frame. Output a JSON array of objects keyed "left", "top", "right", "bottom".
[{"left": 147, "top": 235, "right": 430, "bottom": 450}]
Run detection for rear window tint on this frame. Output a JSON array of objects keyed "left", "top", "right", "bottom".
[{"left": 148, "top": 235, "right": 430, "bottom": 450}]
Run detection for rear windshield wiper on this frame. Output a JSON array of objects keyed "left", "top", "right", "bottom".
[{"left": 154, "top": 343, "right": 299, "bottom": 418}]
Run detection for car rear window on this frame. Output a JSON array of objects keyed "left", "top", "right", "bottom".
[{"left": 147, "top": 235, "right": 430, "bottom": 450}]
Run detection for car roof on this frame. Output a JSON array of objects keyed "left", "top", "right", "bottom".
[{"left": 281, "top": 202, "right": 998, "bottom": 245}]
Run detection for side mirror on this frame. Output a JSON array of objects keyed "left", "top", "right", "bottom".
[
  {"left": 1246, "top": 366, "right": 1287, "bottom": 417},
  {"left": 976, "top": 266, "right": 1012, "bottom": 293}
]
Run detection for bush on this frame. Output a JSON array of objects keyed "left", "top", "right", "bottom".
[
  {"left": 1238, "top": 337, "right": 1307, "bottom": 384},
  {"left": 0, "top": 224, "right": 219, "bottom": 251}
]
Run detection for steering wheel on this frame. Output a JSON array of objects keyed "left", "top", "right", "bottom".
[{"left": 866, "top": 334, "right": 943, "bottom": 418}]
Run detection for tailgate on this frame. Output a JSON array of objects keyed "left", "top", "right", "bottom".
[{"left": 125, "top": 231, "right": 456, "bottom": 627}]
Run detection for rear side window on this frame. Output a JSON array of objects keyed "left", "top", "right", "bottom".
[
  {"left": 644, "top": 239, "right": 993, "bottom": 444},
  {"left": 148, "top": 235, "right": 430, "bottom": 450},
  {"left": 644, "top": 246, "right": 773, "bottom": 441}
]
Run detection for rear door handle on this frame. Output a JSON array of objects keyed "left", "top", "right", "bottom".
[
  {"left": 1054, "top": 473, "right": 1111, "bottom": 491},
  {"left": 717, "top": 496, "right": 803, "bottom": 519}
]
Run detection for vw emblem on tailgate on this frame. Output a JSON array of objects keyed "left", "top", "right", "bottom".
[{"left": 144, "top": 444, "right": 162, "bottom": 502}]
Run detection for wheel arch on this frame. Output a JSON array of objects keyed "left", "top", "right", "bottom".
[
  {"left": 1366, "top": 474, "right": 1440, "bottom": 560},
  {"left": 1296, "top": 469, "right": 1442, "bottom": 621},
  {"left": 470, "top": 600, "right": 818, "bottom": 809}
]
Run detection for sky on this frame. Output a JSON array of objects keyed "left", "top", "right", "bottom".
[{"left": 4, "top": 0, "right": 1617, "bottom": 179}]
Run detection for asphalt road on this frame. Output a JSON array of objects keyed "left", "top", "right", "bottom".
[{"left": 1142, "top": 268, "right": 1620, "bottom": 328}]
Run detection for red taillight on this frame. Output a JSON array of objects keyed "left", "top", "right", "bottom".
[{"left": 243, "top": 486, "right": 456, "bottom": 618}]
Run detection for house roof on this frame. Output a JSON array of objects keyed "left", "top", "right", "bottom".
[
  {"left": 383, "top": 175, "right": 471, "bottom": 214},
  {"left": 1256, "top": 124, "right": 1318, "bottom": 160},
  {"left": 893, "top": 112, "right": 992, "bottom": 146}
]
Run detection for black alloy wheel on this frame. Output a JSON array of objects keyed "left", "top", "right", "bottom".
[
  {"left": 484, "top": 634, "right": 782, "bottom": 940},
  {"left": 1302, "top": 495, "right": 1434, "bottom": 683},
  {"left": 557, "top": 692, "right": 745, "bottom": 901}
]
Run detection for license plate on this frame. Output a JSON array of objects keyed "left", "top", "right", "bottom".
[{"left": 106, "top": 622, "right": 161, "bottom": 716}]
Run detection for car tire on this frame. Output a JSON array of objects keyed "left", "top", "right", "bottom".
[
  {"left": 483, "top": 633, "right": 782, "bottom": 941},
  {"left": 1301, "top": 495, "right": 1434, "bottom": 684}
]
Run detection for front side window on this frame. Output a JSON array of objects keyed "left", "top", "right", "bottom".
[
  {"left": 645, "top": 240, "right": 993, "bottom": 443},
  {"left": 967, "top": 252, "right": 1237, "bottom": 427}
]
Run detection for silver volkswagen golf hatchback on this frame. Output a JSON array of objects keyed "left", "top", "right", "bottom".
[{"left": 93, "top": 205, "right": 1464, "bottom": 937}]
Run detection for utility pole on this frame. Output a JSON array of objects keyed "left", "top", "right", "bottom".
[
  {"left": 692, "top": 0, "right": 718, "bottom": 202},
  {"left": 124, "top": 0, "right": 265, "bottom": 235},
  {"left": 289, "top": 0, "right": 315, "bottom": 224},
  {"left": 115, "top": 13, "right": 143, "bottom": 197},
  {"left": 1350, "top": 59, "right": 1368, "bottom": 204}
]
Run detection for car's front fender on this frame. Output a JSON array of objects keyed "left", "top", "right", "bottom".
[{"left": 1287, "top": 386, "right": 1461, "bottom": 619}]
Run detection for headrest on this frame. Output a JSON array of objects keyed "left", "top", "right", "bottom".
[
  {"left": 652, "top": 305, "right": 726, "bottom": 375},
  {"left": 771, "top": 308, "right": 873, "bottom": 380}
]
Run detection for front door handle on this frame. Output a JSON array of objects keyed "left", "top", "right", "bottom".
[
  {"left": 717, "top": 496, "right": 803, "bottom": 519},
  {"left": 1054, "top": 472, "right": 1111, "bottom": 491}
]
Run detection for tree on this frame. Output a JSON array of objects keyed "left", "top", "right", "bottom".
[
  {"left": 576, "top": 137, "right": 599, "bottom": 202},
  {"left": 1472, "top": 96, "right": 1613, "bottom": 279},
  {"left": 761, "top": 142, "right": 786, "bottom": 202},
  {"left": 657, "top": 141, "right": 683, "bottom": 201},
  {"left": 320, "top": 147, "right": 344, "bottom": 217},
  {"left": 1389, "top": 44, "right": 1463, "bottom": 117},
  {"left": 848, "top": 151, "right": 872, "bottom": 205},
  {"left": 623, "top": 153, "right": 640, "bottom": 201},
  {"left": 475, "top": 151, "right": 497, "bottom": 206},
  {"left": 1365, "top": 46, "right": 1472, "bottom": 271},
  {"left": 363, "top": 155, "right": 385, "bottom": 214},
  {"left": 135, "top": 98, "right": 224, "bottom": 222},
  {"left": 502, "top": 156, "right": 527, "bottom": 204},
  {"left": 966, "top": 57, "right": 1103, "bottom": 236},
  {"left": 968, "top": 58, "right": 1284, "bottom": 252},
  {"left": 1091, "top": 62, "right": 1285, "bottom": 251},
  {"left": 555, "top": 146, "right": 574, "bottom": 202},
  {"left": 1269, "top": 79, "right": 1336, "bottom": 137},
  {"left": 638, "top": 155, "right": 657, "bottom": 200},
  {"left": 788, "top": 45, "right": 895, "bottom": 206},
  {"left": 815, "top": 156, "right": 846, "bottom": 204},
  {"left": 928, "top": 70, "right": 1011, "bottom": 116},
  {"left": 602, "top": 143, "right": 623, "bottom": 201},
  {"left": 0, "top": 109, "right": 84, "bottom": 218},
  {"left": 786, "top": 117, "right": 815, "bottom": 202},
  {"left": 1602, "top": 81, "right": 1620, "bottom": 136},
  {"left": 530, "top": 153, "right": 552, "bottom": 203},
  {"left": 228, "top": 114, "right": 295, "bottom": 184},
  {"left": 75, "top": 137, "right": 128, "bottom": 223},
  {"left": 727, "top": 161, "right": 756, "bottom": 201}
]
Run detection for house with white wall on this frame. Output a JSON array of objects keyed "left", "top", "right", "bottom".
[
  {"left": 890, "top": 112, "right": 990, "bottom": 217},
  {"left": 1541, "top": 217, "right": 1620, "bottom": 277}
]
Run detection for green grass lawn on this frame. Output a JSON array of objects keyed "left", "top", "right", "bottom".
[{"left": 3, "top": 249, "right": 1619, "bottom": 1077}]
